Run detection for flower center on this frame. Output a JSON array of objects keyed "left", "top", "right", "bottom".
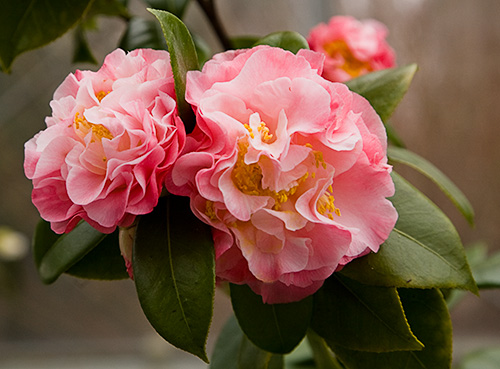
[
  {"left": 323, "top": 40, "right": 373, "bottom": 77},
  {"left": 73, "top": 112, "right": 114, "bottom": 142},
  {"left": 317, "top": 184, "right": 341, "bottom": 220},
  {"left": 95, "top": 90, "right": 110, "bottom": 102}
]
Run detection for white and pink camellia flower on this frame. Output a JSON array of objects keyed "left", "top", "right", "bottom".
[
  {"left": 307, "top": 16, "right": 396, "bottom": 82},
  {"left": 24, "top": 48, "right": 185, "bottom": 234},
  {"left": 167, "top": 46, "right": 397, "bottom": 303}
]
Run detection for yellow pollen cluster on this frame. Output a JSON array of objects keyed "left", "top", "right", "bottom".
[
  {"left": 95, "top": 90, "right": 110, "bottom": 102},
  {"left": 243, "top": 124, "right": 255, "bottom": 139},
  {"left": 231, "top": 141, "right": 307, "bottom": 210},
  {"left": 323, "top": 40, "right": 373, "bottom": 78},
  {"left": 73, "top": 112, "right": 114, "bottom": 143},
  {"left": 317, "top": 185, "right": 341, "bottom": 220},
  {"left": 205, "top": 200, "right": 217, "bottom": 220},
  {"left": 257, "top": 122, "right": 274, "bottom": 143}
]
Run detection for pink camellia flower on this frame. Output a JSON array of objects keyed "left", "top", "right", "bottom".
[
  {"left": 24, "top": 48, "right": 185, "bottom": 234},
  {"left": 307, "top": 16, "right": 396, "bottom": 82},
  {"left": 167, "top": 46, "right": 397, "bottom": 304}
]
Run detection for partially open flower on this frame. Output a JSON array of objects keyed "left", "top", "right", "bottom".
[
  {"left": 308, "top": 16, "right": 396, "bottom": 82},
  {"left": 24, "top": 49, "right": 185, "bottom": 234},
  {"left": 167, "top": 46, "right": 397, "bottom": 303}
]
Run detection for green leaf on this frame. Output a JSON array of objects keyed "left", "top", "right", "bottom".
[
  {"left": 85, "top": 0, "right": 130, "bottom": 19},
  {"left": 457, "top": 348, "right": 500, "bottom": 369},
  {"left": 210, "top": 315, "right": 242, "bottom": 369},
  {"left": 36, "top": 221, "right": 107, "bottom": 284},
  {"left": 311, "top": 275, "right": 423, "bottom": 352},
  {"left": 329, "top": 289, "right": 453, "bottom": 369},
  {"left": 149, "top": 8, "right": 199, "bottom": 132},
  {"left": 471, "top": 250, "right": 500, "bottom": 289},
  {"left": 231, "top": 35, "right": 260, "bottom": 49},
  {"left": 0, "top": 0, "right": 93, "bottom": 73},
  {"left": 65, "top": 230, "right": 128, "bottom": 280},
  {"left": 145, "top": 0, "right": 191, "bottom": 18},
  {"left": 133, "top": 195, "right": 215, "bottom": 362},
  {"left": 239, "top": 335, "right": 284, "bottom": 369},
  {"left": 230, "top": 283, "right": 313, "bottom": 354},
  {"left": 119, "top": 17, "right": 167, "bottom": 51},
  {"left": 72, "top": 26, "right": 98, "bottom": 64},
  {"left": 253, "top": 31, "right": 309, "bottom": 54},
  {"left": 341, "top": 172, "right": 478, "bottom": 294},
  {"left": 307, "top": 330, "right": 345, "bottom": 369},
  {"left": 346, "top": 64, "right": 418, "bottom": 122},
  {"left": 32, "top": 219, "right": 61, "bottom": 269},
  {"left": 385, "top": 123, "right": 406, "bottom": 148},
  {"left": 388, "top": 146, "right": 474, "bottom": 226}
]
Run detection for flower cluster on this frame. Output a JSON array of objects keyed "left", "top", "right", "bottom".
[{"left": 25, "top": 18, "right": 397, "bottom": 303}]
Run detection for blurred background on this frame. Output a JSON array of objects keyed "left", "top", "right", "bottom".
[{"left": 0, "top": 0, "right": 499, "bottom": 367}]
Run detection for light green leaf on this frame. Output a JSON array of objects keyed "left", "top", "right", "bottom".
[
  {"left": 457, "top": 348, "right": 500, "bottom": 369},
  {"left": 388, "top": 146, "right": 474, "bottom": 225},
  {"left": 0, "top": 0, "right": 93, "bottom": 72},
  {"left": 471, "top": 250, "right": 500, "bottom": 289},
  {"left": 330, "top": 289, "right": 452, "bottom": 369},
  {"left": 36, "top": 221, "right": 107, "bottom": 284},
  {"left": 230, "top": 283, "right": 313, "bottom": 354},
  {"left": 133, "top": 195, "right": 215, "bottom": 362},
  {"left": 65, "top": 230, "right": 128, "bottom": 280},
  {"left": 119, "top": 17, "right": 167, "bottom": 51},
  {"left": 341, "top": 172, "right": 478, "bottom": 294},
  {"left": 149, "top": 8, "right": 199, "bottom": 132},
  {"left": 311, "top": 275, "right": 422, "bottom": 353},
  {"left": 145, "top": 0, "right": 191, "bottom": 18},
  {"left": 254, "top": 31, "right": 309, "bottom": 54},
  {"left": 346, "top": 64, "right": 418, "bottom": 122}
]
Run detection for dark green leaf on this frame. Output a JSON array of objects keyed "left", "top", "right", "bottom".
[
  {"left": 149, "top": 8, "right": 199, "bottom": 132},
  {"left": 231, "top": 36, "right": 260, "bottom": 49},
  {"left": 32, "top": 219, "right": 61, "bottom": 269},
  {"left": 254, "top": 31, "right": 309, "bottom": 54},
  {"left": 119, "top": 17, "right": 167, "bottom": 51},
  {"left": 210, "top": 315, "right": 242, "bottom": 369},
  {"left": 311, "top": 275, "right": 422, "bottom": 352},
  {"left": 0, "top": 0, "right": 93, "bottom": 72},
  {"left": 230, "top": 283, "right": 313, "bottom": 354},
  {"left": 341, "top": 172, "right": 478, "bottom": 294},
  {"left": 37, "top": 221, "right": 107, "bottom": 284},
  {"left": 239, "top": 335, "right": 284, "bottom": 369},
  {"left": 133, "top": 195, "right": 215, "bottom": 362},
  {"left": 388, "top": 146, "right": 474, "bottom": 226},
  {"left": 145, "top": 0, "right": 191, "bottom": 18},
  {"left": 85, "top": 0, "right": 130, "bottom": 19},
  {"left": 72, "top": 26, "right": 98, "bottom": 64},
  {"left": 457, "top": 348, "right": 500, "bottom": 369},
  {"left": 330, "top": 289, "right": 452, "bottom": 369},
  {"left": 307, "top": 330, "right": 345, "bottom": 369},
  {"left": 346, "top": 64, "right": 418, "bottom": 122},
  {"left": 65, "top": 230, "right": 128, "bottom": 280}
]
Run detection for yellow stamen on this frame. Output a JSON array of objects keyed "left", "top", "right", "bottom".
[
  {"left": 257, "top": 122, "right": 274, "bottom": 143},
  {"left": 95, "top": 90, "right": 110, "bottom": 102},
  {"left": 74, "top": 112, "right": 114, "bottom": 142},
  {"left": 323, "top": 40, "right": 373, "bottom": 78},
  {"left": 205, "top": 201, "right": 217, "bottom": 220},
  {"left": 316, "top": 184, "right": 341, "bottom": 219}
]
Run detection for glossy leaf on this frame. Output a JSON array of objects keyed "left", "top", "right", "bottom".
[
  {"left": 65, "top": 230, "right": 128, "bottom": 280},
  {"left": 149, "top": 8, "right": 199, "bottom": 131},
  {"left": 330, "top": 289, "right": 453, "bottom": 369},
  {"left": 230, "top": 283, "right": 313, "bottom": 354},
  {"left": 388, "top": 146, "right": 474, "bottom": 225},
  {"left": 254, "top": 31, "right": 309, "bottom": 54},
  {"left": 119, "top": 17, "right": 167, "bottom": 51},
  {"left": 36, "top": 221, "right": 107, "bottom": 284},
  {"left": 311, "top": 275, "right": 422, "bottom": 352},
  {"left": 145, "top": 0, "right": 191, "bottom": 18},
  {"left": 341, "top": 172, "right": 478, "bottom": 294},
  {"left": 210, "top": 315, "right": 242, "bottom": 369},
  {"left": 307, "top": 330, "right": 345, "bottom": 369},
  {"left": 0, "top": 0, "right": 93, "bottom": 72},
  {"left": 457, "top": 348, "right": 500, "bottom": 369},
  {"left": 232, "top": 35, "right": 260, "bottom": 49},
  {"left": 133, "top": 195, "right": 215, "bottom": 362},
  {"left": 239, "top": 335, "right": 284, "bottom": 369},
  {"left": 73, "top": 26, "right": 98, "bottom": 64},
  {"left": 32, "top": 219, "right": 61, "bottom": 269},
  {"left": 346, "top": 64, "right": 418, "bottom": 122}
]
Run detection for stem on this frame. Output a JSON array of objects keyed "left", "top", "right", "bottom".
[{"left": 195, "top": 0, "right": 233, "bottom": 50}]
